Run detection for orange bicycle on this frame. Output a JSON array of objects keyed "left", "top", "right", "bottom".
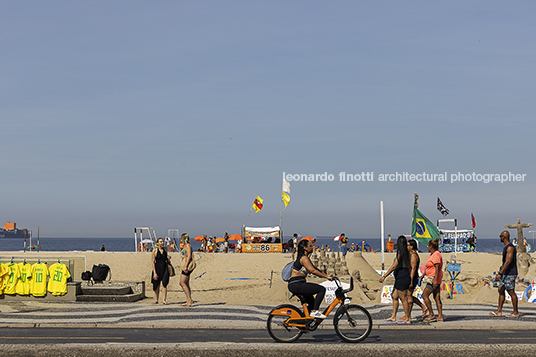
[{"left": 267, "top": 277, "right": 372, "bottom": 343}]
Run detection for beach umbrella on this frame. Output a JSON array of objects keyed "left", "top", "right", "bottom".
[
  {"left": 194, "top": 235, "right": 204, "bottom": 242},
  {"left": 216, "top": 237, "right": 225, "bottom": 243},
  {"left": 300, "top": 236, "right": 314, "bottom": 241},
  {"left": 229, "top": 234, "right": 242, "bottom": 240},
  {"left": 333, "top": 236, "right": 341, "bottom": 241},
  {"left": 141, "top": 239, "right": 153, "bottom": 244}
]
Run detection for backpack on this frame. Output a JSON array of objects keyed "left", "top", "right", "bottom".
[
  {"left": 287, "top": 239, "right": 294, "bottom": 248},
  {"left": 92, "top": 264, "right": 110, "bottom": 282},
  {"left": 81, "top": 271, "right": 92, "bottom": 280},
  {"left": 282, "top": 261, "right": 294, "bottom": 282}
]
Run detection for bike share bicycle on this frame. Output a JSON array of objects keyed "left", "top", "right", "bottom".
[{"left": 267, "top": 277, "right": 372, "bottom": 343}]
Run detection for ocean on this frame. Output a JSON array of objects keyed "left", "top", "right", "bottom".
[{"left": 0, "top": 237, "right": 514, "bottom": 254}]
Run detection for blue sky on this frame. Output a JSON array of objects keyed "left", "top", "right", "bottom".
[{"left": 1, "top": 1, "right": 535, "bottom": 239}]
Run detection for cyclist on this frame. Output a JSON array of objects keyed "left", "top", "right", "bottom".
[{"left": 288, "top": 239, "right": 333, "bottom": 319}]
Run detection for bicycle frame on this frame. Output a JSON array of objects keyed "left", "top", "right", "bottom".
[{"left": 271, "top": 277, "right": 353, "bottom": 330}]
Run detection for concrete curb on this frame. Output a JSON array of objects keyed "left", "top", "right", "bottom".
[{"left": 0, "top": 343, "right": 535, "bottom": 357}]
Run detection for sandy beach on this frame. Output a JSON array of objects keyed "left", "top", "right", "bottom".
[{"left": 2, "top": 250, "right": 535, "bottom": 306}]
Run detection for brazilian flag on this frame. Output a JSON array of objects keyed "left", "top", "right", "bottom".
[{"left": 411, "top": 206, "right": 440, "bottom": 245}]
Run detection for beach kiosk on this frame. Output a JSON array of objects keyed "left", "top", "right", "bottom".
[
  {"left": 437, "top": 219, "right": 475, "bottom": 254},
  {"left": 241, "top": 226, "right": 283, "bottom": 253}
]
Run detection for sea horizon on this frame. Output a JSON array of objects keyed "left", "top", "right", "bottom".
[{"left": 0, "top": 236, "right": 520, "bottom": 254}]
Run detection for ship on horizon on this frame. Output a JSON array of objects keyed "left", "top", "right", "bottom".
[{"left": 0, "top": 222, "right": 31, "bottom": 239}]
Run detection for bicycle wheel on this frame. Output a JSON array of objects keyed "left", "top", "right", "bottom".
[
  {"left": 333, "top": 304, "right": 372, "bottom": 343},
  {"left": 267, "top": 304, "right": 304, "bottom": 343}
]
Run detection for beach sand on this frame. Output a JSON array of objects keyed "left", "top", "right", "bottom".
[{"left": 1, "top": 250, "right": 535, "bottom": 306}]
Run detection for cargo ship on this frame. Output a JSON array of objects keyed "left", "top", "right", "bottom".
[{"left": 0, "top": 222, "right": 31, "bottom": 239}]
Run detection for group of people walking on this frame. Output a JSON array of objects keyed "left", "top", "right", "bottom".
[
  {"left": 380, "top": 236, "right": 443, "bottom": 324},
  {"left": 151, "top": 233, "right": 194, "bottom": 307},
  {"left": 381, "top": 230, "right": 521, "bottom": 323}
]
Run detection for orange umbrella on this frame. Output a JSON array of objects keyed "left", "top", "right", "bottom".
[
  {"left": 229, "top": 234, "right": 242, "bottom": 241},
  {"left": 216, "top": 237, "right": 225, "bottom": 243},
  {"left": 300, "top": 236, "right": 314, "bottom": 241},
  {"left": 194, "top": 235, "right": 204, "bottom": 242}
]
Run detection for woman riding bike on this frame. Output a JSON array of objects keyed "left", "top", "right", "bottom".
[{"left": 288, "top": 239, "right": 333, "bottom": 319}]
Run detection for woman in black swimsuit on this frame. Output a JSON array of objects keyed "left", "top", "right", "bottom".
[
  {"left": 151, "top": 238, "right": 170, "bottom": 304},
  {"left": 379, "top": 235, "right": 411, "bottom": 324},
  {"left": 288, "top": 239, "right": 333, "bottom": 319}
]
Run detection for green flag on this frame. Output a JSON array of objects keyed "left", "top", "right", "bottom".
[{"left": 411, "top": 206, "right": 440, "bottom": 245}]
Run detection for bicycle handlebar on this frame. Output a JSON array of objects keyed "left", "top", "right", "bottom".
[{"left": 331, "top": 276, "right": 354, "bottom": 293}]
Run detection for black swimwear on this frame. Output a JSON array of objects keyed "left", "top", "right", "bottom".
[
  {"left": 394, "top": 267, "right": 411, "bottom": 290},
  {"left": 151, "top": 249, "right": 169, "bottom": 291}
]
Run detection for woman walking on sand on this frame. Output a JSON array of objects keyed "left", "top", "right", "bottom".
[
  {"left": 379, "top": 235, "right": 412, "bottom": 324},
  {"left": 151, "top": 238, "right": 170, "bottom": 304},
  {"left": 180, "top": 233, "right": 194, "bottom": 307},
  {"left": 422, "top": 239, "right": 444, "bottom": 322}
]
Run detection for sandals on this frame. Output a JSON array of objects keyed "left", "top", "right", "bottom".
[
  {"left": 423, "top": 317, "right": 437, "bottom": 323},
  {"left": 422, "top": 308, "right": 429, "bottom": 318}
]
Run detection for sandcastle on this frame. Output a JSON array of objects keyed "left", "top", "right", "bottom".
[{"left": 311, "top": 250, "right": 350, "bottom": 276}]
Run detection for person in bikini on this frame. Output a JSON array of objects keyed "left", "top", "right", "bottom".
[
  {"left": 288, "top": 239, "right": 333, "bottom": 319},
  {"left": 179, "top": 233, "right": 194, "bottom": 307}
]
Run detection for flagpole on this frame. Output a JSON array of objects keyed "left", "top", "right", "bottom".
[
  {"left": 414, "top": 193, "right": 419, "bottom": 251},
  {"left": 281, "top": 179, "right": 291, "bottom": 240},
  {"left": 380, "top": 200, "right": 385, "bottom": 270},
  {"left": 245, "top": 206, "right": 253, "bottom": 230},
  {"left": 279, "top": 200, "right": 283, "bottom": 228},
  {"left": 454, "top": 218, "right": 458, "bottom": 259}
]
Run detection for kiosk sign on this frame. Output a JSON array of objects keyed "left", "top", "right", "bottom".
[{"left": 242, "top": 243, "right": 283, "bottom": 253}]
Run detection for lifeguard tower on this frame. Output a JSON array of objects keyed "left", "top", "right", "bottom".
[{"left": 134, "top": 227, "right": 157, "bottom": 252}]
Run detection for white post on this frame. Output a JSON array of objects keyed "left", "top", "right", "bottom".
[{"left": 380, "top": 200, "right": 385, "bottom": 270}]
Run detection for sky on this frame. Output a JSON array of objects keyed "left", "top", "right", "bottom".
[{"left": 1, "top": 1, "right": 535, "bottom": 239}]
